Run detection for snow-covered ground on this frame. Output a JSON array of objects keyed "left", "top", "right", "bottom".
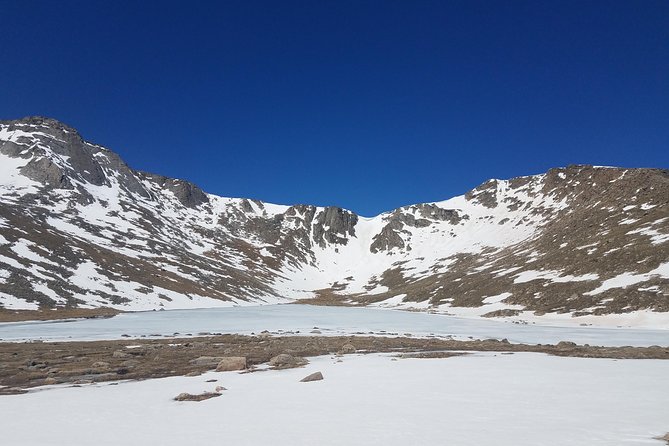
[
  {"left": 1, "top": 305, "right": 667, "bottom": 347},
  {"left": 2, "top": 352, "right": 667, "bottom": 446}
]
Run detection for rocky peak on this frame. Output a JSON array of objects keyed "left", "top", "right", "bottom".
[
  {"left": 141, "top": 173, "right": 209, "bottom": 208},
  {"left": 312, "top": 206, "right": 358, "bottom": 248}
]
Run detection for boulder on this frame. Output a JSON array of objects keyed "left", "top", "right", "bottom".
[
  {"left": 189, "top": 356, "right": 225, "bottom": 367},
  {"left": 268, "top": 354, "right": 308, "bottom": 369},
  {"left": 300, "top": 372, "right": 324, "bottom": 382},
  {"left": 215, "top": 357, "right": 247, "bottom": 372}
]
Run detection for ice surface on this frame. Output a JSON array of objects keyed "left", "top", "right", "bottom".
[{"left": 0, "top": 305, "right": 666, "bottom": 346}]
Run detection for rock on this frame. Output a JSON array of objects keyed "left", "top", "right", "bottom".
[
  {"left": 215, "top": 357, "right": 247, "bottom": 372},
  {"left": 189, "top": 356, "right": 225, "bottom": 367},
  {"left": 43, "top": 377, "right": 57, "bottom": 385},
  {"left": 338, "top": 343, "right": 356, "bottom": 354},
  {"left": 556, "top": 341, "right": 577, "bottom": 349},
  {"left": 112, "top": 350, "right": 130, "bottom": 359},
  {"left": 92, "top": 361, "right": 110, "bottom": 368},
  {"left": 300, "top": 372, "right": 324, "bottom": 382},
  {"left": 269, "top": 354, "right": 308, "bottom": 369},
  {"left": 174, "top": 392, "right": 221, "bottom": 402},
  {"left": 143, "top": 174, "right": 209, "bottom": 208},
  {"left": 214, "top": 386, "right": 227, "bottom": 392},
  {"left": 185, "top": 371, "right": 202, "bottom": 377}
]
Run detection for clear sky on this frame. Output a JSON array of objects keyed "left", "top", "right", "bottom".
[{"left": 1, "top": 1, "right": 667, "bottom": 216}]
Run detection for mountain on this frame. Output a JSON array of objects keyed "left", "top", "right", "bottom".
[{"left": 0, "top": 117, "right": 667, "bottom": 325}]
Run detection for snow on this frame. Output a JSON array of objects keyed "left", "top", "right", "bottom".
[
  {"left": 1, "top": 352, "right": 668, "bottom": 446},
  {"left": 273, "top": 174, "right": 569, "bottom": 300},
  {"left": 67, "top": 260, "right": 235, "bottom": 310},
  {"left": 627, "top": 226, "right": 669, "bottom": 245},
  {"left": 0, "top": 291, "right": 39, "bottom": 310},
  {"left": 0, "top": 305, "right": 667, "bottom": 346},
  {"left": 10, "top": 239, "right": 59, "bottom": 266},
  {"left": 481, "top": 291, "right": 512, "bottom": 304},
  {"left": 0, "top": 253, "right": 25, "bottom": 269},
  {"left": 368, "top": 294, "right": 431, "bottom": 310},
  {"left": 514, "top": 270, "right": 599, "bottom": 284},
  {"left": 0, "top": 152, "right": 40, "bottom": 195},
  {"left": 368, "top": 294, "right": 407, "bottom": 307},
  {"left": 586, "top": 262, "right": 669, "bottom": 295}
]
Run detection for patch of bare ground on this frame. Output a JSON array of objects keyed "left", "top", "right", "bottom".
[
  {"left": 0, "top": 307, "right": 121, "bottom": 323},
  {"left": 293, "top": 289, "right": 359, "bottom": 306},
  {"left": 0, "top": 335, "right": 667, "bottom": 395}
]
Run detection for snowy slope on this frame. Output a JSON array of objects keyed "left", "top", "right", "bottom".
[{"left": 0, "top": 117, "right": 668, "bottom": 325}]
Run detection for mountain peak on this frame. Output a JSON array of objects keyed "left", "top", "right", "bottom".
[
  {"left": 0, "top": 118, "right": 667, "bottom": 326},
  {"left": 0, "top": 116, "right": 81, "bottom": 135}
]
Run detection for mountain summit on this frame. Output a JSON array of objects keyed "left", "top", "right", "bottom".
[{"left": 0, "top": 117, "right": 667, "bottom": 325}]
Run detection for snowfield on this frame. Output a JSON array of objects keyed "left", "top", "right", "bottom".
[
  {"left": 1, "top": 305, "right": 668, "bottom": 346},
  {"left": 1, "top": 352, "right": 668, "bottom": 446}
]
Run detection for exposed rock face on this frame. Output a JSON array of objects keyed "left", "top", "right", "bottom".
[
  {"left": 465, "top": 179, "right": 499, "bottom": 208},
  {"left": 370, "top": 204, "right": 465, "bottom": 253},
  {"left": 312, "top": 206, "right": 358, "bottom": 247},
  {"left": 142, "top": 173, "right": 208, "bottom": 208},
  {"left": 0, "top": 117, "right": 668, "bottom": 324}
]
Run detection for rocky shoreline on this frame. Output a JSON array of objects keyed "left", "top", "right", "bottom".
[{"left": 1, "top": 334, "right": 667, "bottom": 395}]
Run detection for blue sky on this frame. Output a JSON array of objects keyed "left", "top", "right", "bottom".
[{"left": 2, "top": 0, "right": 667, "bottom": 216}]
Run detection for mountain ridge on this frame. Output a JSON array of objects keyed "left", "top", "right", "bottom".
[{"left": 0, "top": 117, "right": 667, "bottom": 327}]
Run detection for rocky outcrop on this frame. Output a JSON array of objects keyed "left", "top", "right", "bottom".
[
  {"left": 370, "top": 205, "right": 464, "bottom": 253},
  {"left": 215, "top": 357, "right": 247, "bottom": 372},
  {"left": 20, "top": 157, "right": 70, "bottom": 188},
  {"left": 465, "top": 179, "right": 498, "bottom": 208},
  {"left": 268, "top": 354, "right": 308, "bottom": 369},
  {"left": 312, "top": 206, "right": 358, "bottom": 247},
  {"left": 142, "top": 173, "right": 208, "bottom": 208}
]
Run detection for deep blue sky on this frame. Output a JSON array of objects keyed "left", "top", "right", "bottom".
[{"left": 2, "top": 1, "right": 667, "bottom": 216}]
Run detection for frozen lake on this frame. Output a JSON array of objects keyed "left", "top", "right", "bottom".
[{"left": 1, "top": 305, "right": 667, "bottom": 347}]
